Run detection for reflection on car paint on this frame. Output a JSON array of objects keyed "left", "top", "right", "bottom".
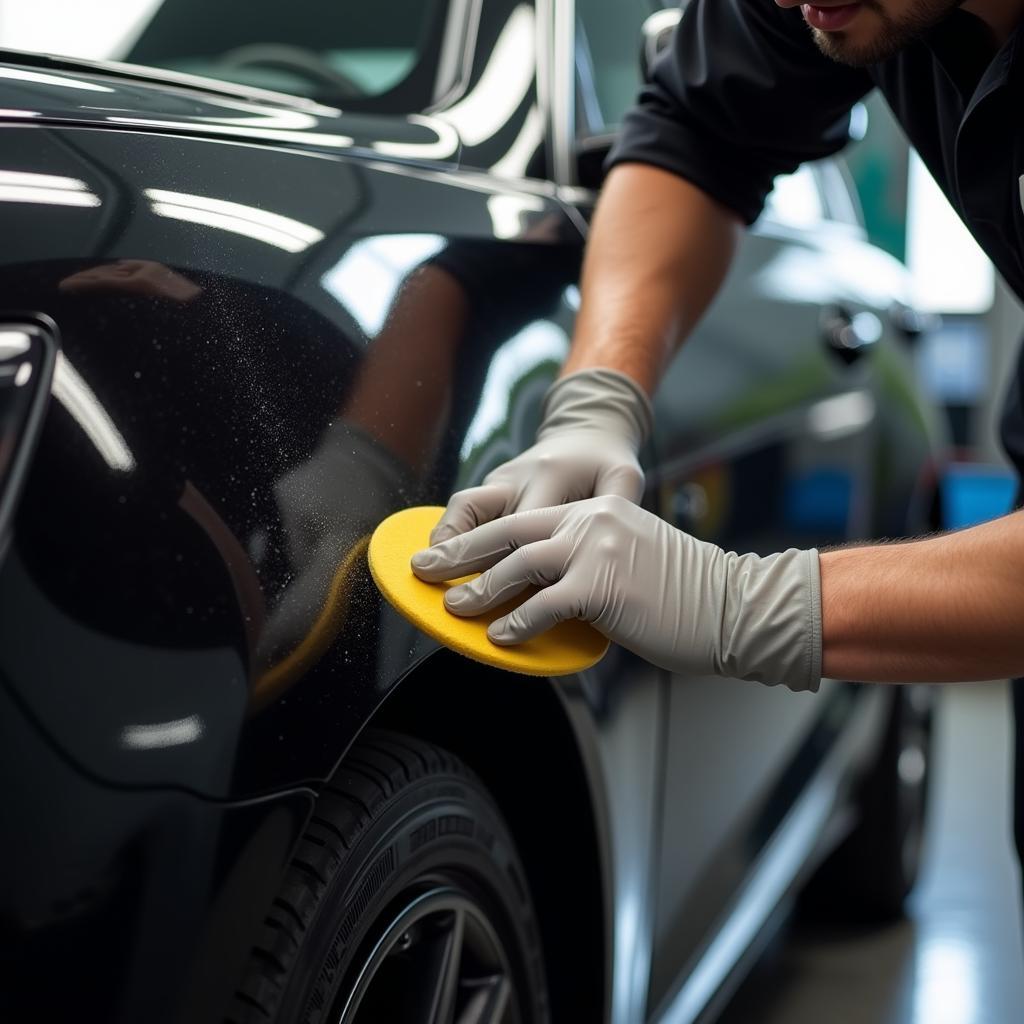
[
  {"left": 433, "top": 4, "right": 536, "bottom": 148},
  {"left": 143, "top": 189, "right": 326, "bottom": 253},
  {"left": 0, "top": 122, "right": 583, "bottom": 798}
]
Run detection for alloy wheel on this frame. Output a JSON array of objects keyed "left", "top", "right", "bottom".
[{"left": 334, "top": 884, "right": 520, "bottom": 1024}]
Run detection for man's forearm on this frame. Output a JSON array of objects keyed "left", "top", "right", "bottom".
[
  {"left": 821, "top": 510, "right": 1024, "bottom": 682},
  {"left": 562, "top": 163, "right": 742, "bottom": 395}
]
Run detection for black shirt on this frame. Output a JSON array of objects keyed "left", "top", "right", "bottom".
[{"left": 609, "top": 0, "right": 1024, "bottom": 482}]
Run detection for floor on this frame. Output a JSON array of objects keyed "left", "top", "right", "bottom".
[{"left": 718, "top": 681, "right": 1024, "bottom": 1024}]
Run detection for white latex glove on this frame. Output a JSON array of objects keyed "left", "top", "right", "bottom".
[
  {"left": 430, "top": 367, "right": 652, "bottom": 544},
  {"left": 411, "top": 495, "right": 822, "bottom": 692}
]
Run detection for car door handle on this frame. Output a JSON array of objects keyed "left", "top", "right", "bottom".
[
  {"left": 888, "top": 300, "right": 939, "bottom": 344},
  {"left": 822, "top": 309, "right": 882, "bottom": 365}
]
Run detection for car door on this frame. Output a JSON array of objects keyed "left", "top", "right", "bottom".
[{"left": 643, "top": 168, "right": 894, "bottom": 1008}]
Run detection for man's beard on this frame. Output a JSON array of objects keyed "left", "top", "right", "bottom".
[{"left": 809, "top": 0, "right": 962, "bottom": 66}]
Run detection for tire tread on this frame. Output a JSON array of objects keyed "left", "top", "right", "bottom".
[{"left": 226, "top": 730, "right": 487, "bottom": 1023}]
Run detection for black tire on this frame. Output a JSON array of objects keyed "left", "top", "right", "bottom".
[
  {"left": 229, "top": 729, "right": 549, "bottom": 1024},
  {"left": 801, "top": 686, "right": 934, "bottom": 923}
]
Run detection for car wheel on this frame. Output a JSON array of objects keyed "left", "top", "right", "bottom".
[
  {"left": 802, "top": 686, "right": 934, "bottom": 923},
  {"left": 230, "top": 729, "right": 549, "bottom": 1023}
]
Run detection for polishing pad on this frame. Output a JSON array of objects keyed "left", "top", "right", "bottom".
[{"left": 368, "top": 505, "right": 609, "bottom": 676}]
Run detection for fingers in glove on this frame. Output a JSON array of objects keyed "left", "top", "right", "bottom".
[
  {"left": 487, "top": 580, "right": 579, "bottom": 645},
  {"left": 444, "top": 537, "right": 571, "bottom": 616},
  {"left": 515, "top": 475, "right": 576, "bottom": 512},
  {"left": 412, "top": 505, "right": 564, "bottom": 581},
  {"left": 595, "top": 461, "right": 645, "bottom": 503},
  {"left": 430, "top": 484, "right": 510, "bottom": 545}
]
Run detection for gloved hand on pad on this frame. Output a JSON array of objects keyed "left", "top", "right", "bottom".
[{"left": 412, "top": 495, "right": 822, "bottom": 693}]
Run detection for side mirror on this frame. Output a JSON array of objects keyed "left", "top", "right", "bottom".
[{"left": 640, "top": 7, "right": 683, "bottom": 81}]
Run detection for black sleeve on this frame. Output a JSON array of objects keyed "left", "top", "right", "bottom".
[{"left": 607, "top": 0, "right": 873, "bottom": 225}]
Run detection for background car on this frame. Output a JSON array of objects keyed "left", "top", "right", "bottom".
[{"left": 0, "top": 2, "right": 946, "bottom": 1022}]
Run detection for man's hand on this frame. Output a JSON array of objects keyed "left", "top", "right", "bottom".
[
  {"left": 59, "top": 260, "right": 203, "bottom": 303},
  {"left": 412, "top": 495, "right": 822, "bottom": 692},
  {"left": 430, "top": 368, "right": 652, "bottom": 545}
]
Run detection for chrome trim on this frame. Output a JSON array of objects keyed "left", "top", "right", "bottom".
[
  {"left": 574, "top": 19, "right": 602, "bottom": 136},
  {"left": 0, "top": 320, "right": 57, "bottom": 564},
  {"left": 534, "top": 0, "right": 553, "bottom": 177},
  {"left": 548, "top": 0, "right": 576, "bottom": 186},
  {"left": 431, "top": 0, "right": 482, "bottom": 108}
]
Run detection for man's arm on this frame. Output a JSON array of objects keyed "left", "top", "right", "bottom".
[
  {"left": 561, "top": 163, "right": 742, "bottom": 393},
  {"left": 822, "top": 511, "right": 1024, "bottom": 682},
  {"left": 429, "top": 0, "right": 870, "bottom": 541},
  {"left": 413, "top": 498, "right": 1024, "bottom": 691},
  {"left": 427, "top": 164, "right": 741, "bottom": 541}
]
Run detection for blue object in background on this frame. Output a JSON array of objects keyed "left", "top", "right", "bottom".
[
  {"left": 917, "top": 318, "right": 989, "bottom": 403},
  {"left": 941, "top": 463, "right": 1017, "bottom": 529},
  {"left": 785, "top": 469, "right": 852, "bottom": 533}
]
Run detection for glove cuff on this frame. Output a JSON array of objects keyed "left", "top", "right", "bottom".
[
  {"left": 721, "top": 547, "right": 823, "bottom": 693},
  {"left": 538, "top": 368, "right": 653, "bottom": 449}
]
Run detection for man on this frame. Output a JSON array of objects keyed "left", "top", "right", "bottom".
[{"left": 412, "top": 0, "right": 1024, "bottom": 827}]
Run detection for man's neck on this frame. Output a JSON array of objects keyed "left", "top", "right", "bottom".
[{"left": 962, "top": 0, "right": 1024, "bottom": 46}]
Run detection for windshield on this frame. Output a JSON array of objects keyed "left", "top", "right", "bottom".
[{"left": 0, "top": 0, "right": 450, "bottom": 111}]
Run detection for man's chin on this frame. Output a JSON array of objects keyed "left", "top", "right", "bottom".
[{"left": 810, "top": 26, "right": 899, "bottom": 67}]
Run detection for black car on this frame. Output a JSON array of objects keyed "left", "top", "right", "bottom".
[{"left": 0, "top": 2, "right": 946, "bottom": 1022}]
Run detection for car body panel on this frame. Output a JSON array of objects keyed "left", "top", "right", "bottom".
[
  {"left": 0, "top": 677, "right": 315, "bottom": 1024},
  {"left": 0, "top": 119, "right": 583, "bottom": 797}
]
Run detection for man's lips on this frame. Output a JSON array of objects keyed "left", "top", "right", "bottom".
[{"left": 801, "top": 2, "right": 863, "bottom": 31}]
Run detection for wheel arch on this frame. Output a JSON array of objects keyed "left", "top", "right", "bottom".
[{"left": 365, "top": 649, "right": 607, "bottom": 1023}]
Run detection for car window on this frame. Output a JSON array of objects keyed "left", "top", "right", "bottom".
[
  {"left": 575, "top": 0, "right": 652, "bottom": 133},
  {"left": 13, "top": 0, "right": 462, "bottom": 112},
  {"left": 128, "top": 0, "right": 457, "bottom": 109}
]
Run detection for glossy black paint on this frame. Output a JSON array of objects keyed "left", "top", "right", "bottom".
[
  {"left": 0, "top": 121, "right": 581, "bottom": 797},
  {"left": 0, "top": 4, "right": 944, "bottom": 1021},
  {"left": 0, "top": 678, "right": 315, "bottom": 1024}
]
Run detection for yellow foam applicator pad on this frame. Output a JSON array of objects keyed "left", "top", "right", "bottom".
[{"left": 368, "top": 505, "right": 609, "bottom": 677}]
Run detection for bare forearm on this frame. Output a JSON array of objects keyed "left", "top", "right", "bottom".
[
  {"left": 562, "top": 164, "right": 742, "bottom": 395},
  {"left": 821, "top": 511, "right": 1024, "bottom": 682}
]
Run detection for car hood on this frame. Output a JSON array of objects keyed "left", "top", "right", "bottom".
[{"left": 0, "top": 50, "right": 462, "bottom": 166}]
